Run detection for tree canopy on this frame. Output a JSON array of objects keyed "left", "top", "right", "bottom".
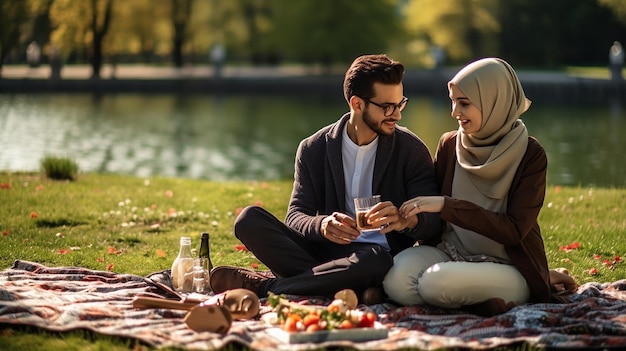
[{"left": 1, "top": 0, "right": 625, "bottom": 77}]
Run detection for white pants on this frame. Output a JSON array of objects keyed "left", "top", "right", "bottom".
[{"left": 383, "top": 246, "right": 530, "bottom": 307}]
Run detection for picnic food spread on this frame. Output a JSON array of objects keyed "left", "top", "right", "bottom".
[{"left": 264, "top": 289, "right": 378, "bottom": 332}]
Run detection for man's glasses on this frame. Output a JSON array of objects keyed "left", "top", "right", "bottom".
[{"left": 362, "top": 96, "right": 409, "bottom": 117}]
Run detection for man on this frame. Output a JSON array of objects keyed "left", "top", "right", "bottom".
[{"left": 210, "top": 54, "right": 442, "bottom": 304}]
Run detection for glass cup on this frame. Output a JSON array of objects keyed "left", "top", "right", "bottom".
[
  {"left": 354, "top": 195, "right": 381, "bottom": 232},
  {"left": 192, "top": 258, "right": 208, "bottom": 293}
]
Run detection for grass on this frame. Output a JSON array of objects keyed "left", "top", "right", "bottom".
[
  {"left": 1, "top": 172, "right": 625, "bottom": 350},
  {"left": 40, "top": 155, "right": 79, "bottom": 181},
  {"left": 565, "top": 65, "right": 624, "bottom": 80}
]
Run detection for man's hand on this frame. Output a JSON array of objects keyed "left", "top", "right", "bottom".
[
  {"left": 366, "top": 201, "right": 417, "bottom": 234},
  {"left": 321, "top": 212, "right": 360, "bottom": 244}
]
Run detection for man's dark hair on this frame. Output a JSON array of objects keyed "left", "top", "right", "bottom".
[{"left": 343, "top": 54, "right": 405, "bottom": 103}]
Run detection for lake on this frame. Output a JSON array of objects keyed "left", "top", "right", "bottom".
[{"left": 0, "top": 92, "right": 624, "bottom": 187}]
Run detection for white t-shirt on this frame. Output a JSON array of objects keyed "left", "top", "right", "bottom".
[{"left": 341, "top": 124, "right": 390, "bottom": 250}]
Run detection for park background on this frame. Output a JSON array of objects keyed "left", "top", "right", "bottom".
[
  {"left": 2, "top": 2, "right": 626, "bottom": 350},
  {"left": 1, "top": 0, "right": 626, "bottom": 79}
]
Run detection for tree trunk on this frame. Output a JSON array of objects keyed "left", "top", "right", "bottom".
[{"left": 90, "top": 0, "right": 113, "bottom": 79}]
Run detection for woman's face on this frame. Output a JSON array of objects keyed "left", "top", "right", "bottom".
[{"left": 448, "top": 84, "right": 482, "bottom": 135}]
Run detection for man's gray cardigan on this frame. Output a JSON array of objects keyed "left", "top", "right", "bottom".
[{"left": 285, "top": 113, "right": 442, "bottom": 256}]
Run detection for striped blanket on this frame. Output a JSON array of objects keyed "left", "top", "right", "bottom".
[{"left": 1, "top": 260, "right": 625, "bottom": 350}]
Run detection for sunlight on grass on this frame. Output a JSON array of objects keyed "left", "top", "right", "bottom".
[{"left": 0, "top": 172, "right": 624, "bottom": 351}]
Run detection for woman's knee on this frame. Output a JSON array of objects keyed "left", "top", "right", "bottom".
[
  {"left": 418, "top": 262, "right": 530, "bottom": 308},
  {"left": 383, "top": 246, "right": 444, "bottom": 305}
]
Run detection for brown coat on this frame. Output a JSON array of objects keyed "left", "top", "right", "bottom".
[{"left": 434, "top": 130, "right": 553, "bottom": 303}]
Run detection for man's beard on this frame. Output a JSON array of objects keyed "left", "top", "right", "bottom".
[{"left": 363, "top": 108, "right": 394, "bottom": 136}]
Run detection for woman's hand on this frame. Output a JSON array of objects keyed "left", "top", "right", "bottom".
[
  {"left": 400, "top": 196, "right": 445, "bottom": 218},
  {"left": 550, "top": 267, "right": 578, "bottom": 295}
]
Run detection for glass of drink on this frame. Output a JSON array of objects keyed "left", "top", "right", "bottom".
[
  {"left": 354, "top": 195, "right": 381, "bottom": 232},
  {"left": 192, "top": 258, "right": 208, "bottom": 293}
]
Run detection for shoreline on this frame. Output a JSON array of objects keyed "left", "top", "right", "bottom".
[{"left": 1, "top": 64, "right": 624, "bottom": 102}]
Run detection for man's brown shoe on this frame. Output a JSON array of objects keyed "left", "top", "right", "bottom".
[{"left": 210, "top": 266, "right": 269, "bottom": 295}]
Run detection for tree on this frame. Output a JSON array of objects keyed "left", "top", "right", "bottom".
[
  {"left": 499, "top": 0, "right": 625, "bottom": 66},
  {"left": 90, "top": 0, "right": 113, "bottom": 78},
  {"left": 49, "top": 0, "right": 114, "bottom": 79},
  {"left": 598, "top": 0, "right": 626, "bottom": 24},
  {"left": 403, "top": 0, "right": 499, "bottom": 65},
  {"left": 171, "top": 0, "right": 192, "bottom": 67},
  {"left": 0, "top": 0, "right": 29, "bottom": 76},
  {"left": 269, "top": 0, "right": 404, "bottom": 67}
]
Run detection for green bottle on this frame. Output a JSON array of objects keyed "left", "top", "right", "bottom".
[{"left": 198, "top": 232, "right": 214, "bottom": 291}]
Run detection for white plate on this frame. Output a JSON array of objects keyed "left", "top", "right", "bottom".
[{"left": 266, "top": 322, "right": 388, "bottom": 344}]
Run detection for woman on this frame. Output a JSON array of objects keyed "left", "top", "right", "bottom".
[{"left": 382, "top": 58, "right": 575, "bottom": 316}]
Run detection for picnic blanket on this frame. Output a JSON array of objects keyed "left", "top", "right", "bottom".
[{"left": 1, "top": 260, "right": 625, "bottom": 350}]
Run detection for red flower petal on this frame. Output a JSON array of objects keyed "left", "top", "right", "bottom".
[{"left": 235, "top": 244, "right": 249, "bottom": 252}]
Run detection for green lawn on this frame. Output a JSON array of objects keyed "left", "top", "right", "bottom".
[{"left": 1, "top": 172, "right": 625, "bottom": 350}]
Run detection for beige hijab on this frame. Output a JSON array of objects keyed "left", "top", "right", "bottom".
[{"left": 449, "top": 57, "right": 530, "bottom": 201}]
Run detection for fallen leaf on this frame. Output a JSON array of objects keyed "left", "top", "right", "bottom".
[{"left": 235, "top": 244, "right": 249, "bottom": 252}]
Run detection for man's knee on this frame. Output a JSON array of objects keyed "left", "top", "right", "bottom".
[
  {"left": 233, "top": 205, "right": 266, "bottom": 240},
  {"left": 359, "top": 246, "right": 393, "bottom": 280}
]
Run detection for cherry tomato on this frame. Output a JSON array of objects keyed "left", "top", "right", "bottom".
[
  {"left": 306, "top": 323, "right": 321, "bottom": 332},
  {"left": 339, "top": 320, "right": 353, "bottom": 329},
  {"left": 358, "top": 311, "right": 377, "bottom": 328}
]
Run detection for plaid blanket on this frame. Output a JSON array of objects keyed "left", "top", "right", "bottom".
[{"left": 1, "top": 260, "right": 625, "bottom": 350}]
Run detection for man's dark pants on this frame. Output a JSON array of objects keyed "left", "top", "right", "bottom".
[{"left": 234, "top": 206, "right": 393, "bottom": 298}]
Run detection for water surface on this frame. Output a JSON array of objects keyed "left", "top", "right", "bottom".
[{"left": 0, "top": 93, "right": 624, "bottom": 187}]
